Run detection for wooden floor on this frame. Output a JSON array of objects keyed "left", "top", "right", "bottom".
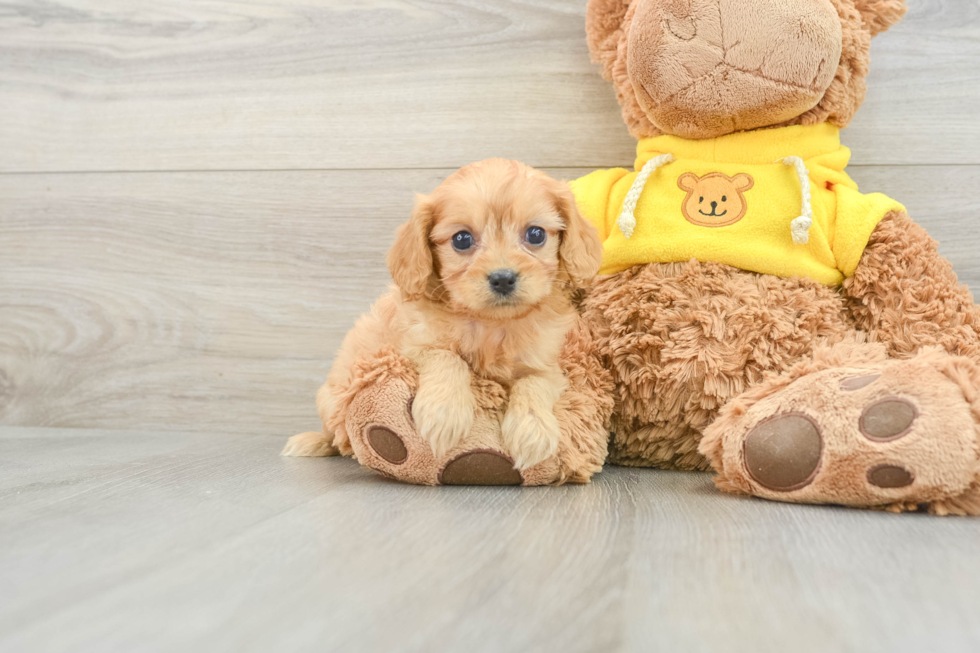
[
  {"left": 2, "top": 426, "right": 979, "bottom": 653},
  {"left": 2, "top": 1, "right": 980, "bottom": 651}
]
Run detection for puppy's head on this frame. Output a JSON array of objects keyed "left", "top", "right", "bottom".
[{"left": 387, "top": 159, "right": 603, "bottom": 318}]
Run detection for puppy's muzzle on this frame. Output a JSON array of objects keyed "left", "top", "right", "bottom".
[{"left": 487, "top": 269, "right": 518, "bottom": 297}]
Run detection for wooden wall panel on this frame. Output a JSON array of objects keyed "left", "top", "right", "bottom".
[
  {"left": 1, "top": 0, "right": 979, "bottom": 172},
  {"left": 2, "top": 165, "right": 977, "bottom": 435}
]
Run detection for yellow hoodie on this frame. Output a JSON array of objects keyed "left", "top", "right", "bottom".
[{"left": 569, "top": 123, "right": 904, "bottom": 285}]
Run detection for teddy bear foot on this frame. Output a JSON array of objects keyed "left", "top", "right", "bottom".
[
  {"left": 700, "top": 346, "right": 980, "bottom": 515},
  {"left": 343, "top": 375, "right": 561, "bottom": 486}
]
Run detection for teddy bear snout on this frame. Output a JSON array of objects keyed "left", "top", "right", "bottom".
[{"left": 626, "top": 0, "right": 844, "bottom": 139}]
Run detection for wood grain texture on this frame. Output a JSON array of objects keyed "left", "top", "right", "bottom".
[
  {"left": 1, "top": 0, "right": 979, "bottom": 173},
  {"left": 1, "top": 426, "right": 978, "bottom": 653},
  {"left": 2, "top": 165, "right": 979, "bottom": 435}
]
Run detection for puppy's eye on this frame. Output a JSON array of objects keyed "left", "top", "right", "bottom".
[
  {"left": 525, "top": 226, "right": 547, "bottom": 246},
  {"left": 452, "top": 231, "right": 474, "bottom": 252},
  {"left": 699, "top": 197, "right": 704, "bottom": 203},
  {"left": 721, "top": 196, "right": 727, "bottom": 202}
]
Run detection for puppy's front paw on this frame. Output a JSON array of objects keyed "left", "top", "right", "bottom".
[
  {"left": 412, "top": 385, "right": 476, "bottom": 458},
  {"left": 502, "top": 406, "right": 560, "bottom": 470}
]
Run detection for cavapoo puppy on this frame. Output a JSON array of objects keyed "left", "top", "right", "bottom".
[{"left": 283, "top": 158, "right": 603, "bottom": 469}]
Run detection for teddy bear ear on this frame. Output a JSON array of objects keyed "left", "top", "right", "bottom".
[
  {"left": 853, "top": 0, "right": 908, "bottom": 37},
  {"left": 586, "top": 0, "right": 633, "bottom": 80}
]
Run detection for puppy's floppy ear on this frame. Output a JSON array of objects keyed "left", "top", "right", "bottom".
[
  {"left": 552, "top": 180, "right": 603, "bottom": 288},
  {"left": 853, "top": 0, "right": 907, "bottom": 37},
  {"left": 586, "top": 0, "right": 633, "bottom": 79},
  {"left": 387, "top": 193, "right": 436, "bottom": 300}
]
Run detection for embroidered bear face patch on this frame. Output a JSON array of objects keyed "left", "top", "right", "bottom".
[{"left": 678, "top": 172, "right": 755, "bottom": 227}]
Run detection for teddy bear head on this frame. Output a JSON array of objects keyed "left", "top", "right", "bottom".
[{"left": 586, "top": 0, "right": 907, "bottom": 140}]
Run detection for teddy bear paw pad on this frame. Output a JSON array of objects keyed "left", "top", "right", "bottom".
[
  {"left": 438, "top": 450, "right": 523, "bottom": 486},
  {"left": 867, "top": 464, "right": 914, "bottom": 489},
  {"left": 366, "top": 426, "right": 408, "bottom": 464},
  {"left": 743, "top": 413, "right": 822, "bottom": 491},
  {"left": 839, "top": 374, "right": 880, "bottom": 391},
  {"left": 859, "top": 397, "right": 917, "bottom": 442}
]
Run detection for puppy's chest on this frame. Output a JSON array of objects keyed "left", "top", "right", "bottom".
[{"left": 457, "top": 322, "right": 532, "bottom": 379}]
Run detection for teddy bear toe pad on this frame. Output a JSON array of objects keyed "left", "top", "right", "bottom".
[
  {"left": 365, "top": 426, "right": 409, "bottom": 464},
  {"left": 438, "top": 450, "right": 523, "bottom": 486},
  {"left": 867, "top": 464, "right": 914, "bottom": 489},
  {"left": 858, "top": 398, "right": 917, "bottom": 442},
  {"left": 839, "top": 374, "right": 880, "bottom": 391}
]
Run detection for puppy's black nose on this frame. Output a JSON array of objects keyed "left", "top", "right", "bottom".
[
  {"left": 488, "top": 269, "right": 518, "bottom": 296},
  {"left": 711, "top": 201, "right": 718, "bottom": 211}
]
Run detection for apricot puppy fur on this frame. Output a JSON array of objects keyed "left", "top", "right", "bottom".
[{"left": 283, "top": 159, "right": 603, "bottom": 470}]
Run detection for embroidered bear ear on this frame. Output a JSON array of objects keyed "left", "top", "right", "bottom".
[
  {"left": 585, "top": 0, "right": 633, "bottom": 80},
  {"left": 677, "top": 172, "right": 699, "bottom": 193},
  {"left": 732, "top": 174, "right": 755, "bottom": 192},
  {"left": 853, "top": 0, "right": 907, "bottom": 37}
]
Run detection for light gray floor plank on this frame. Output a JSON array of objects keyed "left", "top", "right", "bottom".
[
  {"left": 2, "top": 165, "right": 979, "bottom": 436},
  {"left": 1, "top": 426, "right": 978, "bottom": 653},
  {"left": 1, "top": 0, "right": 979, "bottom": 172}
]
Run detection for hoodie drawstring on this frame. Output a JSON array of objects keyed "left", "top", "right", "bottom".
[
  {"left": 618, "top": 153, "right": 674, "bottom": 239},
  {"left": 781, "top": 156, "right": 813, "bottom": 244}
]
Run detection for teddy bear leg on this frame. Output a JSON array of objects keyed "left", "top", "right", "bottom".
[{"left": 700, "top": 343, "right": 980, "bottom": 515}]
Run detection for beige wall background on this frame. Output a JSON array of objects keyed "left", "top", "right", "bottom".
[{"left": 2, "top": 0, "right": 979, "bottom": 437}]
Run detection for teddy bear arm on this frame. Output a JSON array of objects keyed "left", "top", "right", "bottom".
[{"left": 842, "top": 210, "right": 980, "bottom": 360}]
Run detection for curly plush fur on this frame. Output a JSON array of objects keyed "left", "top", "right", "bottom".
[
  {"left": 581, "top": 258, "right": 855, "bottom": 470},
  {"left": 843, "top": 212, "right": 980, "bottom": 360}
]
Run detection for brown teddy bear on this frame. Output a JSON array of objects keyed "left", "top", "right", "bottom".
[
  {"left": 289, "top": 0, "right": 980, "bottom": 515},
  {"left": 575, "top": 0, "right": 980, "bottom": 514}
]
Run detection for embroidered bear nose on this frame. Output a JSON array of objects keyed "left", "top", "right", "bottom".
[{"left": 711, "top": 201, "right": 718, "bottom": 211}]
